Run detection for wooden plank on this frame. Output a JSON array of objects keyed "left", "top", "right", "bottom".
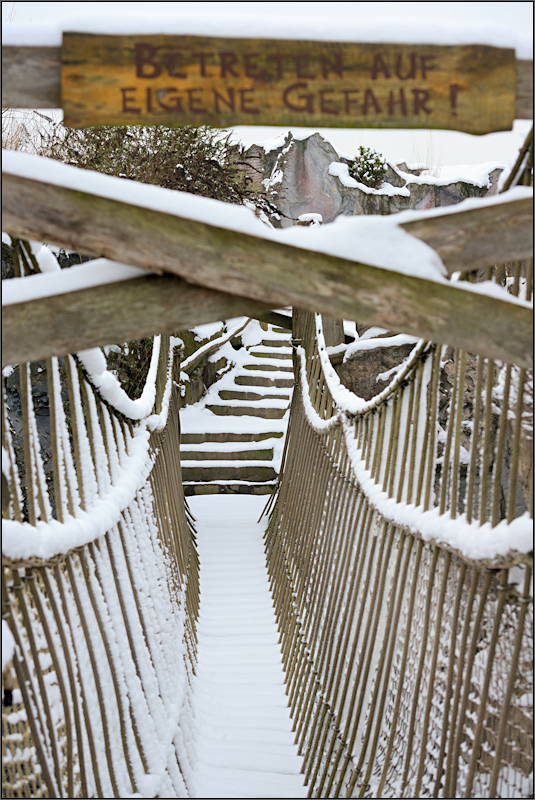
[
  {"left": 516, "top": 60, "right": 534, "bottom": 120},
  {"left": 2, "top": 171, "right": 532, "bottom": 368},
  {"left": 1, "top": 273, "right": 277, "bottom": 368},
  {"left": 3, "top": 43, "right": 532, "bottom": 123},
  {"left": 60, "top": 34, "right": 516, "bottom": 134},
  {"left": 400, "top": 196, "right": 533, "bottom": 275},
  {"left": 1, "top": 46, "right": 61, "bottom": 108}
]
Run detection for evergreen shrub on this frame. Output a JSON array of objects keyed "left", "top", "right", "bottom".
[{"left": 349, "top": 145, "right": 387, "bottom": 189}]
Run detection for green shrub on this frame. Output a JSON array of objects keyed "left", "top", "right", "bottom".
[
  {"left": 349, "top": 145, "right": 387, "bottom": 189},
  {"left": 44, "top": 123, "right": 271, "bottom": 208}
]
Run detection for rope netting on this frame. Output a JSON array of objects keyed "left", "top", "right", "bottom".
[
  {"left": 2, "top": 242, "right": 199, "bottom": 798},
  {"left": 265, "top": 303, "right": 532, "bottom": 798},
  {"left": 264, "top": 137, "right": 533, "bottom": 799}
]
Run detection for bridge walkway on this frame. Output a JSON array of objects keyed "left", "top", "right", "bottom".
[{"left": 188, "top": 494, "right": 307, "bottom": 799}]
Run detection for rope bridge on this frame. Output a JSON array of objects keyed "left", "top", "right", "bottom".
[
  {"left": 2, "top": 240, "right": 533, "bottom": 795},
  {"left": 2, "top": 242, "right": 199, "bottom": 798},
  {"left": 264, "top": 294, "right": 533, "bottom": 797}
]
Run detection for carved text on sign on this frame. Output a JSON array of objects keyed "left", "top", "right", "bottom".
[{"left": 61, "top": 34, "right": 516, "bottom": 133}]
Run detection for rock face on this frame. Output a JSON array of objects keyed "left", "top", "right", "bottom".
[
  {"left": 244, "top": 132, "right": 502, "bottom": 227},
  {"left": 335, "top": 341, "right": 415, "bottom": 401},
  {"left": 245, "top": 131, "right": 503, "bottom": 408}
]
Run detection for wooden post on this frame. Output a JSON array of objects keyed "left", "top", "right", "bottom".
[{"left": 322, "top": 316, "right": 345, "bottom": 348}]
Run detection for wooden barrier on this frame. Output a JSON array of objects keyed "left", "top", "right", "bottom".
[{"left": 2, "top": 165, "right": 532, "bottom": 369}]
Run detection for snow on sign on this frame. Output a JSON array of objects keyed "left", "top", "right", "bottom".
[{"left": 61, "top": 33, "right": 516, "bottom": 134}]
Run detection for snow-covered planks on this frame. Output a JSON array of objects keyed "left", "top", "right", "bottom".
[
  {"left": 188, "top": 495, "right": 307, "bottom": 799},
  {"left": 180, "top": 320, "right": 293, "bottom": 495}
]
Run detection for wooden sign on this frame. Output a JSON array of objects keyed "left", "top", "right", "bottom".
[{"left": 61, "top": 33, "right": 516, "bottom": 133}]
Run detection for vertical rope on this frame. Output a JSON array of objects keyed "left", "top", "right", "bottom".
[
  {"left": 264, "top": 308, "right": 531, "bottom": 798},
  {"left": 2, "top": 336, "right": 198, "bottom": 797}
]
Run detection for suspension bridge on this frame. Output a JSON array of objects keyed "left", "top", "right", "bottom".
[{"left": 2, "top": 24, "right": 534, "bottom": 799}]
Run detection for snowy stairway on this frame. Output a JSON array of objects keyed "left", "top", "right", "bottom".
[
  {"left": 181, "top": 322, "right": 294, "bottom": 495},
  {"left": 188, "top": 495, "right": 307, "bottom": 799}
]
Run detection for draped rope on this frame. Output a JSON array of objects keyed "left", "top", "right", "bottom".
[
  {"left": 266, "top": 292, "right": 532, "bottom": 798},
  {"left": 2, "top": 240, "right": 199, "bottom": 798}
]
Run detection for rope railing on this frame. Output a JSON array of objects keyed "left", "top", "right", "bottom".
[
  {"left": 265, "top": 134, "right": 533, "bottom": 800},
  {"left": 2, "top": 241, "right": 199, "bottom": 798},
  {"left": 265, "top": 302, "right": 533, "bottom": 798}
]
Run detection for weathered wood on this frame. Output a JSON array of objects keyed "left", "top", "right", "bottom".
[
  {"left": 400, "top": 196, "right": 533, "bottom": 275},
  {"left": 1, "top": 273, "right": 276, "bottom": 368},
  {"left": 60, "top": 34, "right": 515, "bottom": 133},
  {"left": 516, "top": 60, "right": 534, "bottom": 120},
  {"left": 322, "top": 316, "right": 345, "bottom": 347},
  {"left": 2, "top": 171, "right": 532, "bottom": 367},
  {"left": 500, "top": 127, "right": 533, "bottom": 192},
  {"left": 255, "top": 311, "right": 292, "bottom": 331},
  {"left": 3, "top": 43, "right": 532, "bottom": 123},
  {"left": 2, "top": 46, "right": 61, "bottom": 108}
]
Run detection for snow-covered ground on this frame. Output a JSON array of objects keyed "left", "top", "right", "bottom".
[{"left": 188, "top": 494, "right": 307, "bottom": 799}]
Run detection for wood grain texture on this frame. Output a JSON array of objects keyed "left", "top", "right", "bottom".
[
  {"left": 1, "top": 274, "right": 276, "bottom": 368},
  {"left": 516, "top": 60, "right": 534, "bottom": 120},
  {"left": 3, "top": 43, "right": 531, "bottom": 123},
  {"left": 400, "top": 196, "right": 533, "bottom": 275},
  {"left": 2, "top": 46, "right": 61, "bottom": 108},
  {"left": 2, "top": 171, "right": 532, "bottom": 368},
  {"left": 62, "top": 34, "right": 518, "bottom": 133}
]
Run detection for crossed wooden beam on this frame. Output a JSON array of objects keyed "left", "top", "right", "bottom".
[{"left": 2, "top": 154, "right": 533, "bottom": 369}]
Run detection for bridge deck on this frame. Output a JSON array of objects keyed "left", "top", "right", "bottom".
[{"left": 188, "top": 495, "right": 307, "bottom": 799}]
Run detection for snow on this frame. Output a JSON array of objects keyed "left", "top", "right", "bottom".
[
  {"left": 400, "top": 161, "right": 505, "bottom": 187},
  {"left": 2, "top": 332, "right": 176, "bottom": 561},
  {"left": 292, "top": 312, "right": 533, "bottom": 561},
  {"left": 342, "top": 417, "right": 533, "bottom": 560},
  {"left": 180, "top": 320, "right": 292, "bottom": 473},
  {"left": 449, "top": 278, "right": 534, "bottom": 308},
  {"left": 393, "top": 184, "right": 532, "bottom": 222},
  {"left": 2, "top": 14, "right": 531, "bottom": 59},
  {"left": 2, "top": 424, "right": 153, "bottom": 560},
  {"left": 1, "top": 447, "right": 10, "bottom": 480},
  {"left": 181, "top": 320, "right": 251, "bottom": 373},
  {"left": 181, "top": 404, "right": 288, "bottom": 435},
  {"left": 312, "top": 315, "right": 429, "bottom": 415},
  {"left": 329, "top": 162, "right": 410, "bottom": 197},
  {"left": 297, "top": 213, "right": 323, "bottom": 225},
  {"left": 187, "top": 494, "right": 306, "bottom": 799},
  {"left": 343, "top": 333, "right": 420, "bottom": 362},
  {"left": 79, "top": 336, "right": 160, "bottom": 421},
  {"left": 5, "top": 151, "right": 532, "bottom": 300},
  {"left": 2, "top": 233, "right": 167, "bottom": 420},
  {"left": 1, "top": 149, "right": 442, "bottom": 281},
  {"left": 2, "top": 258, "right": 147, "bottom": 306},
  {"left": 2, "top": 621, "right": 15, "bottom": 671},
  {"left": 329, "top": 158, "right": 506, "bottom": 193}
]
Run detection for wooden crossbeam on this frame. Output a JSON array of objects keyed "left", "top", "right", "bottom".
[
  {"left": 400, "top": 196, "right": 533, "bottom": 274},
  {"left": 1, "top": 274, "right": 278, "bottom": 368},
  {"left": 2, "top": 169, "right": 532, "bottom": 368}
]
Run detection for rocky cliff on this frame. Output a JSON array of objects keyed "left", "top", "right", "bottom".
[{"left": 243, "top": 131, "right": 502, "bottom": 226}]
